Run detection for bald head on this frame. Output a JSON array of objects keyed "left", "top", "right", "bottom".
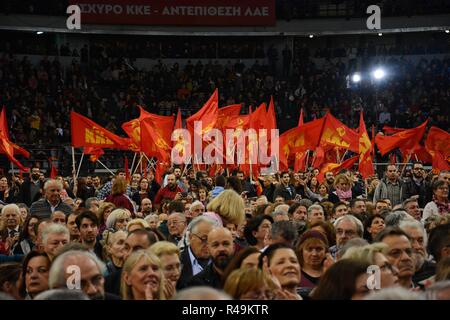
[{"left": 207, "top": 227, "right": 235, "bottom": 271}]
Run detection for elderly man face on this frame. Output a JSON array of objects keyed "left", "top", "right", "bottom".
[
  {"left": 382, "top": 235, "right": 415, "bottom": 287},
  {"left": 51, "top": 211, "right": 66, "bottom": 224},
  {"left": 404, "top": 200, "right": 421, "bottom": 220},
  {"left": 2, "top": 206, "right": 20, "bottom": 229},
  {"left": 335, "top": 219, "right": 359, "bottom": 247},
  {"left": 45, "top": 181, "right": 62, "bottom": 205},
  {"left": 44, "top": 231, "right": 69, "bottom": 260},
  {"left": 167, "top": 213, "right": 187, "bottom": 237},
  {"left": 189, "top": 221, "right": 214, "bottom": 259},
  {"left": 190, "top": 204, "right": 205, "bottom": 218}
]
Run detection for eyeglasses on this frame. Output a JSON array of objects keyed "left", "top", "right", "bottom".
[
  {"left": 192, "top": 233, "right": 208, "bottom": 244},
  {"left": 336, "top": 229, "right": 356, "bottom": 237}
]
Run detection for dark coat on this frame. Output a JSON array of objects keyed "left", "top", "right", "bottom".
[
  {"left": 177, "top": 248, "right": 194, "bottom": 290},
  {"left": 186, "top": 263, "right": 223, "bottom": 290},
  {"left": 17, "top": 178, "right": 44, "bottom": 207},
  {"left": 273, "top": 184, "right": 297, "bottom": 201}
]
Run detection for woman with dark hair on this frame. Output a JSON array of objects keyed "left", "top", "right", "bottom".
[
  {"left": 13, "top": 215, "right": 40, "bottom": 255},
  {"left": 422, "top": 180, "right": 449, "bottom": 222},
  {"left": 243, "top": 215, "right": 274, "bottom": 251},
  {"left": 311, "top": 259, "right": 371, "bottom": 300},
  {"left": 132, "top": 178, "right": 156, "bottom": 205},
  {"left": 222, "top": 247, "right": 261, "bottom": 284},
  {"left": 21, "top": 251, "right": 50, "bottom": 299},
  {"left": 309, "top": 220, "right": 336, "bottom": 247},
  {"left": 363, "top": 213, "right": 386, "bottom": 242},
  {"left": 0, "top": 176, "right": 14, "bottom": 203},
  {"left": 0, "top": 262, "right": 23, "bottom": 299}
]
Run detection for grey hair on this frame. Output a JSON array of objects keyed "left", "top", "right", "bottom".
[
  {"left": 274, "top": 204, "right": 289, "bottom": 214},
  {"left": 44, "top": 179, "right": 63, "bottom": 192},
  {"left": 333, "top": 215, "right": 364, "bottom": 237},
  {"left": 257, "top": 195, "right": 268, "bottom": 205},
  {"left": 34, "top": 289, "right": 90, "bottom": 300},
  {"left": 168, "top": 212, "right": 187, "bottom": 222},
  {"left": 385, "top": 211, "right": 415, "bottom": 228},
  {"left": 1, "top": 203, "right": 20, "bottom": 216},
  {"left": 364, "top": 287, "right": 424, "bottom": 300},
  {"left": 399, "top": 219, "right": 428, "bottom": 247},
  {"left": 42, "top": 223, "right": 70, "bottom": 245},
  {"left": 172, "top": 286, "right": 231, "bottom": 300},
  {"left": 49, "top": 250, "right": 107, "bottom": 289},
  {"left": 182, "top": 215, "right": 221, "bottom": 248},
  {"left": 270, "top": 221, "right": 297, "bottom": 243},
  {"left": 189, "top": 201, "right": 205, "bottom": 212},
  {"left": 85, "top": 197, "right": 98, "bottom": 209},
  {"left": 307, "top": 204, "right": 324, "bottom": 217},
  {"left": 424, "top": 280, "right": 450, "bottom": 300},
  {"left": 336, "top": 238, "right": 369, "bottom": 259},
  {"left": 144, "top": 214, "right": 159, "bottom": 223}
]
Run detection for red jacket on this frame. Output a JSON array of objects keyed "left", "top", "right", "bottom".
[
  {"left": 105, "top": 194, "right": 135, "bottom": 215},
  {"left": 154, "top": 185, "right": 183, "bottom": 205}
]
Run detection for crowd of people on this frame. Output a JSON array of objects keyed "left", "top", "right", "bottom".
[
  {"left": 0, "top": 162, "right": 449, "bottom": 300},
  {"left": 1, "top": 31, "right": 449, "bottom": 174}
]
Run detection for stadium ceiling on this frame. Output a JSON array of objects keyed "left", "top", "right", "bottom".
[{"left": 0, "top": 14, "right": 449, "bottom": 36}]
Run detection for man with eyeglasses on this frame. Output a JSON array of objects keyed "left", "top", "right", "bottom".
[
  {"left": 375, "top": 227, "right": 416, "bottom": 289},
  {"left": 402, "top": 162, "right": 431, "bottom": 207},
  {"left": 329, "top": 215, "right": 364, "bottom": 259},
  {"left": 178, "top": 216, "right": 217, "bottom": 290}
]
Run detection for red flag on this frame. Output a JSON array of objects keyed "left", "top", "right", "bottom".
[
  {"left": 320, "top": 113, "right": 359, "bottom": 152},
  {"left": 155, "top": 161, "right": 168, "bottom": 185},
  {"left": 317, "top": 156, "right": 359, "bottom": 184},
  {"left": 382, "top": 125, "right": 406, "bottom": 135},
  {"left": 312, "top": 146, "right": 325, "bottom": 169},
  {"left": 375, "top": 119, "right": 429, "bottom": 156},
  {"left": 298, "top": 108, "right": 304, "bottom": 127},
  {"left": 48, "top": 158, "right": 58, "bottom": 179},
  {"left": 279, "top": 117, "right": 325, "bottom": 170},
  {"left": 425, "top": 126, "right": 450, "bottom": 171},
  {"left": 216, "top": 104, "right": 241, "bottom": 130},
  {"left": 0, "top": 107, "right": 29, "bottom": 171},
  {"left": 84, "top": 147, "right": 105, "bottom": 162},
  {"left": 294, "top": 151, "right": 307, "bottom": 172},
  {"left": 267, "top": 97, "right": 277, "bottom": 132},
  {"left": 175, "top": 108, "right": 182, "bottom": 130},
  {"left": 358, "top": 112, "right": 375, "bottom": 178},
  {"left": 186, "top": 89, "right": 219, "bottom": 138},
  {"left": 71, "top": 111, "right": 131, "bottom": 150}
]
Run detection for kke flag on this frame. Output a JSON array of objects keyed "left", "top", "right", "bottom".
[
  {"left": 320, "top": 113, "right": 359, "bottom": 153},
  {"left": 375, "top": 119, "right": 429, "bottom": 156},
  {"left": 84, "top": 147, "right": 105, "bottom": 162},
  {"left": 317, "top": 155, "right": 359, "bottom": 184},
  {"left": 71, "top": 111, "right": 131, "bottom": 150},
  {"left": 186, "top": 89, "right": 219, "bottom": 138},
  {"left": 0, "top": 107, "right": 30, "bottom": 171},
  {"left": 358, "top": 112, "right": 374, "bottom": 178},
  {"left": 425, "top": 126, "right": 450, "bottom": 171},
  {"left": 216, "top": 104, "right": 242, "bottom": 130}
]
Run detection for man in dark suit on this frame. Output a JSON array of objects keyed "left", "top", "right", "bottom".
[
  {"left": 17, "top": 166, "right": 44, "bottom": 207},
  {"left": 0, "top": 204, "right": 22, "bottom": 254},
  {"left": 177, "top": 216, "right": 216, "bottom": 289},
  {"left": 273, "top": 171, "right": 297, "bottom": 201},
  {"left": 186, "top": 227, "right": 235, "bottom": 289}
]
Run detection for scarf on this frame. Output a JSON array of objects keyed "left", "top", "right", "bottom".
[
  {"left": 434, "top": 197, "right": 450, "bottom": 215},
  {"left": 336, "top": 188, "right": 352, "bottom": 201}
]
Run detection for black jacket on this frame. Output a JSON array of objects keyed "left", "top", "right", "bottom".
[
  {"left": 17, "top": 178, "right": 44, "bottom": 207},
  {"left": 273, "top": 184, "right": 297, "bottom": 201},
  {"left": 402, "top": 178, "right": 431, "bottom": 208},
  {"left": 261, "top": 183, "right": 276, "bottom": 202},
  {"left": 186, "top": 263, "right": 223, "bottom": 290},
  {"left": 177, "top": 248, "right": 194, "bottom": 290},
  {"left": 105, "top": 269, "right": 122, "bottom": 297}
]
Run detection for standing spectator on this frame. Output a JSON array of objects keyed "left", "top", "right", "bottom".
[
  {"left": 154, "top": 174, "right": 183, "bottom": 209},
  {"left": 29, "top": 180, "right": 72, "bottom": 219},
  {"left": 105, "top": 177, "right": 135, "bottom": 215},
  {"left": 373, "top": 165, "right": 405, "bottom": 207},
  {"left": 273, "top": 172, "right": 297, "bottom": 201},
  {"left": 17, "top": 166, "right": 44, "bottom": 207},
  {"left": 402, "top": 162, "right": 431, "bottom": 207}
]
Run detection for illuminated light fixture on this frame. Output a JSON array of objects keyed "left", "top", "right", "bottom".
[
  {"left": 372, "top": 68, "right": 386, "bottom": 80},
  {"left": 378, "top": 32, "right": 383, "bottom": 36},
  {"left": 309, "top": 34, "right": 314, "bottom": 38},
  {"left": 445, "top": 30, "right": 450, "bottom": 33},
  {"left": 352, "top": 73, "right": 361, "bottom": 83},
  {"left": 36, "top": 31, "right": 44, "bottom": 35}
]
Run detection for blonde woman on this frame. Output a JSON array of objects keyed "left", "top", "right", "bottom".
[
  {"left": 97, "top": 202, "right": 116, "bottom": 234},
  {"left": 126, "top": 219, "right": 150, "bottom": 233},
  {"left": 103, "top": 230, "right": 127, "bottom": 275},
  {"left": 341, "top": 242, "right": 398, "bottom": 289},
  {"left": 329, "top": 174, "right": 359, "bottom": 204},
  {"left": 207, "top": 189, "right": 245, "bottom": 227},
  {"left": 121, "top": 250, "right": 166, "bottom": 300},
  {"left": 149, "top": 241, "right": 181, "bottom": 299}
]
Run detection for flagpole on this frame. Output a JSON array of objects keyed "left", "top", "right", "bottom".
[
  {"left": 340, "top": 149, "right": 349, "bottom": 164},
  {"left": 305, "top": 150, "right": 310, "bottom": 171},
  {"left": 311, "top": 151, "right": 317, "bottom": 169},
  {"left": 96, "top": 159, "right": 116, "bottom": 176},
  {"left": 76, "top": 153, "right": 85, "bottom": 180},
  {"left": 130, "top": 152, "right": 137, "bottom": 175},
  {"left": 133, "top": 153, "right": 144, "bottom": 175},
  {"left": 400, "top": 153, "right": 412, "bottom": 177},
  {"left": 71, "top": 147, "right": 76, "bottom": 176}
]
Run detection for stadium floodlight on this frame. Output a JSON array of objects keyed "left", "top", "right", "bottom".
[
  {"left": 378, "top": 32, "right": 383, "bottom": 36},
  {"left": 309, "top": 34, "right": 314, "bottom": 38},
  {"left": 36, "top": 31, "right": 44, "bottom": 35},
  {"left": 446, "top": 30, "right": 450, "bottom": 33},
  {"left": 351, "top": 73, "right": 361, "bottom": 83},
  {"left": 372, "top": 68, "right": 386, "bottom": 80}
]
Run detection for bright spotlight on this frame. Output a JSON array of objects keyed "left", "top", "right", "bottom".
[
  {"left": 372, "top": 68, "right": 385, "bottom": 80},
  {"left": 351, "top": 73, "right": 361, "bottom": 83},
  {"left": 36, "top": 31, "right": 44, "bottom": 35},
  {"left": 309, "top": 34, "right": 314, "bottom": 38},
  {"left": 378, "top": 32, "right": 383, "bottom": 36},
  {"left": 446, "top": 30, "right": 450, "bottom": 33}
]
